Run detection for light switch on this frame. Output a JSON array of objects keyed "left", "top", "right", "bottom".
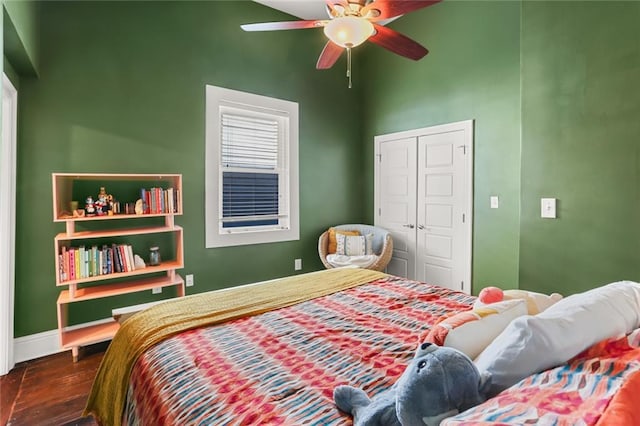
[
  {"left": 541, "top": 198, "right": 556, "bottom": 219},
  {"left": 490, "top": 196, "right": 499, "bottom": 209}
]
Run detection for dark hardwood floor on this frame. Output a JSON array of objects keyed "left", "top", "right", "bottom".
[{"left": 1, "top": 342, "right": 108, "bottom": 426}]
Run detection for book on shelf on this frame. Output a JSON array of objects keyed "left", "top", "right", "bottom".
[
  {"left": 58, "top": 254, "right": 65, "bottom": 282},
  {"left": 59, "top": 243, "right": 148, "bottom": 282},
  {"left": 126, "top": 245, "right": 135, "bottom": 271},
  {"left": 69, "top": 249, "right": 75, "bottom": 281},
  {"left": 75, "top": 248, "right": 81, "bottom": 280},
  {"left": 119, "top": 245, "right": 129, "bottom": 272},
  {"left": 140, "top": 188, "right": 148, "bottom": 215},
  {"left": 62, "top": 246, "right": 69, "bottom": 281},
  {"left": 112, "top": 243, "right": 122, "bottom": 273},
  {"left": 105, "top": 246, "right": 112, "bottom": 275},
  {"left": 137, "top": 186, "right": 179, "bottom": 214}
]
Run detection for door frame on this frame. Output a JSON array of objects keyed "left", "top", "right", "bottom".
[
  {"left": 1, "top": 73, "right": 18, "bottom": 375},
  {"left": 374, "top": 120, "right": 474, "bottom": 293}
]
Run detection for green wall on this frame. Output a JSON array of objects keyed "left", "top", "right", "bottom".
[
  {"left": 363, "top": 0, "right": 640, "bottom": 297},
  {"left": 362, "top": 1, "right": 522, "bottom": 294},
  {"left": 11, "top": 0, "right": 640, "bottom": 337},
  {"left": 3, "top": 0, "right": 38, "bottom": 75},
  {"left": 14, "top": 1, "right": 364, "bottom": 336},
  {"left": 519, "top": 1, "right": 640, "bottom": 295}
]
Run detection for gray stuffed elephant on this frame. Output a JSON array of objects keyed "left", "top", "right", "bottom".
[{"left": 334, "top": 342, "right": 491, "bottom": 426}]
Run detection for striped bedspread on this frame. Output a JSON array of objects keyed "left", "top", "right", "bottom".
[{"left": 122, "top": 275, "right": 474, "bottom": 425}]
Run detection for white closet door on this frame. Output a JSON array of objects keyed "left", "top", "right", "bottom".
[
  {"left": 375, "top": 120, "right": 472, "bottom": 294},
  {"left": 416, "top": 130, "right": 467, "bottom": 291},
  {"left": 376, "top": 137, "right": 417, "bottom": 279}
]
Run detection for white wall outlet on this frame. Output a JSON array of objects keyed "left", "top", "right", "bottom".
[
  {"left": 294, "top": 258, "right": 302, "bottom": 271},
  {"left": 490, "top": 196, "right": 499, "bottom": 209},
  {"left": 186, "top": 274, "right": 194, "bottom": 287},
  {"left": 152, "top": 287, "right": 162, "bottom": 294},
  {"left": 541, "top": 198, "right": 557, "bottom": 219}
]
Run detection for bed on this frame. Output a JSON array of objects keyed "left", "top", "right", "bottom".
[{"left": 84, "top": 268, "right": 640, "bottom": 425}]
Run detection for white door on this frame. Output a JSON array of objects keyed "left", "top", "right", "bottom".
[
  {"left": 415, "top": 130, "right": 468, "bottom": 291},
  {"left": 375, "top": 121, "right": 473, "bottom": 294},
  {"left": 376, "top": 137, "right": 417, "bottom": 279}
]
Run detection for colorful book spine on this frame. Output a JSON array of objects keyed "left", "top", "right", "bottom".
[
  {"left": 112, "top": 244, "right": 121, "bottom": 273},
  {"left": 62, "top": 246, "right": 69, "bottom": 282},
  {"left": 167, "top": 188, "right": 174, "bottom": 214},
  {"left": 79, "top": 246, "right": 85, "bottom": 279},
  {"left": 151, "top": 188, "right": 156, "bottom": 214},
  {"left": 106, "top": 247, "right": 112, "bottom": 274},
  {"left": 92, "top": 246, "right": 98, "bottom": 277},
  {"left": 125, "top": 245, "right": 135, "bottom": 271},
  {"left": 74, "top": 248, "right": 80, "bottom": 280},
  {"left": 69, "top": 249, "right": 75, "bottom": 281},
  {"left": 140, "top": 188, "right": 148, "bottom": 215},
  {"left": 145, "top": 190, "right": 151, "bottom": 214},
  {"left": 88, "top": 246, "right": 94, "bottom": 277},
  {"left": 84, "top": 247, "right": 89, "bottom": 278},
  {"left": 119, "top": 245, "right": 128, "bottom": 272},
  {"left": 58, "top": 254, "right": 65, "bottom": 282}
]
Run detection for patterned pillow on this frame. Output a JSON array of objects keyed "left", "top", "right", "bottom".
[
  {"left": 336, "top": 233, "right": 374, "bottom": 256},
  {"left": 327, "top": 228, "right": 360, "bottom": 254}
]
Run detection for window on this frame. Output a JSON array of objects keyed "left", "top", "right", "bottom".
[{"left": 205, "top": 85, "right": 299, "bottom": 248}]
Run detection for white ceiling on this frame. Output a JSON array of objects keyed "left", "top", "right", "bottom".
[{"left": 253, "top": 0, "right": 329, "bottom": 20}]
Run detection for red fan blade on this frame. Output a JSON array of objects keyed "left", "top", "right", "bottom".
[
  {"left": 363, "top": 0, "right": 441, "bottom": 21},
  {"left": 316, "top": 41, "right": 344, "bottom": 69},
  {"left": 241, "top": 20, "right": 328, "bottom": 32},
  {"left": 369, "top": 24, "right": 428, "bottom": 60}
]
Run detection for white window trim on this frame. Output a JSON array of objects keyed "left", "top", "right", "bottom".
[
  {"left": 205, "top": 85, "right": 299, "bottom": 248},
  {"left": 1, "top": 73, "right": 17, "bottom": 375}
]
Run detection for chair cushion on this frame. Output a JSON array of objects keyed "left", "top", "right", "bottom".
[
  {"left": 336, "top": 233, "right": 374, "bottom": 256},
  {"left": 328, "top": 228, "right": 360, "bottom": 254},
  {"left": 326, "top": 254, "right": 378, "bottom": 269}
]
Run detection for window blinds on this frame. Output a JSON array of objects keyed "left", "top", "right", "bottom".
[
  {"left": 221, "top": 113, "right": 278, "bottom": 170},
  {"left": 220, "top": 112, "right": 280, "bottom": 228}
]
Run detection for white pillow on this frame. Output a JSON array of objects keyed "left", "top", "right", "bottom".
[
  {"left": 336, "top": 233, "right": 373, "bottom": 256},
  {"left": 475, "top": 280, "right": 640, "bottom": 396},
  {"left": 425, "top": 299, "right": 527, "bottom": 359}
]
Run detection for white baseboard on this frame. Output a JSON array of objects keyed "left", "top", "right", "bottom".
[
  {"left": 13, "top": 317, "right": 113, "bottom": 364},
  {"left": 13, "top": 329, "right": 62, "bottom": 363}
]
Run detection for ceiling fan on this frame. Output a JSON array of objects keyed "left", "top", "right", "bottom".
[{"left": 241, "top": 0, "right": 441, "bottom": 87}]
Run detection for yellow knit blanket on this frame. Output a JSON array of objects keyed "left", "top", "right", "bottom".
[{"left": 84, "top": 268, "right": 387, "bottom": 425}]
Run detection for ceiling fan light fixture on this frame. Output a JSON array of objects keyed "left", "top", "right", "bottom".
[{"left": 323, "top": 16, "right": 374, "bottom": 48}]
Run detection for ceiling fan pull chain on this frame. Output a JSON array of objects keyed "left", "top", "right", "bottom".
[{"left": 347, "top": 47, "right": 352, "bottom": 89}]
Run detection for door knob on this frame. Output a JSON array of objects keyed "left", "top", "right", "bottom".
[
  {"left": 402, "top": 224, "right": 415, "bottom": 229},
  {"left": 418, "top": 224, "right": 425, "bottom": 230}
]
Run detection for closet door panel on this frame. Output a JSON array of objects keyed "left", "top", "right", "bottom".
[
  {"left": 376, "top": 137, "right": 417, "bottom": 279},
  {"left": 416, "top": 130, "right": 465, "bottom": 290}
]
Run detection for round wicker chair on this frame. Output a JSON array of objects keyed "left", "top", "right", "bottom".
[{"left": 318, "top": 224, "right": 393, "bottom": 272}]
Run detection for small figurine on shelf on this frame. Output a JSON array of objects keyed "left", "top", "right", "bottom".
[
  {"left": 107, "top": 194, "right": 115, "bottom": 216},
  {"left": 95, "top": 186, "right": 110, "bottom": 216},
  {"left": 85, "top": 196, "right": 96, "bottom": 216}
]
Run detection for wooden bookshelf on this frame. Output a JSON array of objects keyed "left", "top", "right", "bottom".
[
  {"left": 52, "top": 173, "right": 185, "bottom": 362},
  {"left": 58, "top": 321, "right": 120, "bottom": 357},
  {"left": 57, "top": 275, "right": 185, "bottom": 304},
  {"left": 55, "top": 226, "right": 184, "bottom": 287},
  {"left": 55, "top": 225, "right": 182, "bottom": 241}
]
